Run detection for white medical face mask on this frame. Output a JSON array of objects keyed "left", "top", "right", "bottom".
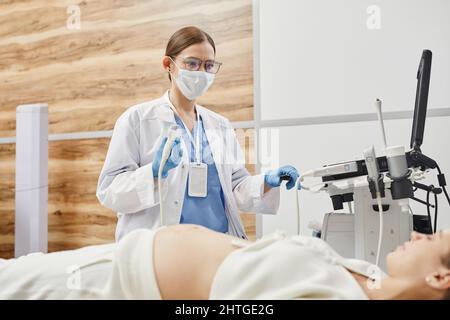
[{"left": 170, "top": 60, "right": 215, "bottom": 100}]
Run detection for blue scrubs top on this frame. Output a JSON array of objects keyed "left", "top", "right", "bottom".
[{"left": 174, "top": 114, "right": 228, "bottom": 233}]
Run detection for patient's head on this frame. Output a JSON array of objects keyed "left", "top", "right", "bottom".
[{"left": 386, "top": 229, "right": 450, "bottom": 299}]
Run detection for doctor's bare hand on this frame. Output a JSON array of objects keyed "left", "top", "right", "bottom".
[
  {"left": 152, "top": 137, "right": 183, "bottom": 178},
  {"left": 264, "top": 165, "right": 302, "bottom": 190}
]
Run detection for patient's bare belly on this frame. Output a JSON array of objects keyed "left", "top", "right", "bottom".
[{"left": 153, "top": 224, "right": 249, "bottom": 299}]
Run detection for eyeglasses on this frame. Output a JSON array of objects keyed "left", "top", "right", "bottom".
[{"left": 170, "top": 56, "right": 222, "bottom": 74}]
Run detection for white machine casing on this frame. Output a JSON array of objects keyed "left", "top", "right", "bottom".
[{"left": 321, "top": 174, "right": 414, "bottom": 271}]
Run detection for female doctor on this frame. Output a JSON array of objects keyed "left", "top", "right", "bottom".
[{"left": 97, "top": 26, "right": 301, "bottom": 241}]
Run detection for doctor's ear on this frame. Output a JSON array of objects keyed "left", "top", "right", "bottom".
[{"left": 162, "top": 56, "right": 172, "bottom": 72}]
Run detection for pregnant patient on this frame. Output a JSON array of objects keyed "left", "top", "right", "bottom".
[{"left": 0, "top": 224, "right": 449, "bottom": 300}]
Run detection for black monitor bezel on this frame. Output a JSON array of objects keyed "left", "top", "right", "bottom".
[{"left": 410, "top": 49, "right": 432, "bottom": 151}]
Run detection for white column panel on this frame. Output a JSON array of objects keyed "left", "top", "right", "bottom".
[{"left": 15, "top": 104, "right": 48, "bottom": 257}]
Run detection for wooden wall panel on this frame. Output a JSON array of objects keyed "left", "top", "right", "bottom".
[
  {"left": 0, "top": 0, "right": 253, "bottom": 136},
  {"left": 0, "top": 144, "right": 15, "bottom": 258},
  {"left": 0, "top": 0, "right": 255, "bottom": 258},
  {"left": 47, "top": 138, "right": 115, "bottom": 252}
]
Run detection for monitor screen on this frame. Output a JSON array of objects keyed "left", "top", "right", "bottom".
[{"left": 410, "top": 49, "right": 432, "bottom": 151}]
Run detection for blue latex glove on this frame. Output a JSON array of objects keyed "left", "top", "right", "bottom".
[
  {"left": 152, "top": 137, "right": 183, "bottom": 178},
  {"left": 264, "top": 165, "right": 302, "bottom": 190}
]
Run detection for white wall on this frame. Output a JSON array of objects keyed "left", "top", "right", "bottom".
[
  {"left": 259, "top": 0, "right": 450, "bottom": 120},
  {"left": 254, "top": 0, "right": 450, "bottom": 236}
]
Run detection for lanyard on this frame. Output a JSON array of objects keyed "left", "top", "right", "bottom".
[{"left": 168, "top": 104, "right": 202, "bottom": 164}]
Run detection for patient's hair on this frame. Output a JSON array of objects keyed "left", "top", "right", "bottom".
[{"left": 443, "top": 249, "right": 450, "bottom": 300}]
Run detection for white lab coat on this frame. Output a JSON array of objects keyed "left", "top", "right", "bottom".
[{"left": 97, "top": 91, "right": 280, "bottom": 241}]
